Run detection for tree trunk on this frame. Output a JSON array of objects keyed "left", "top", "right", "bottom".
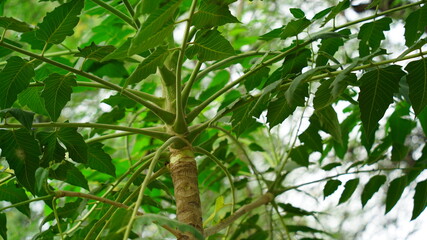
[{"left": 169, "top": 147, "right": 203, "bottom": 240}]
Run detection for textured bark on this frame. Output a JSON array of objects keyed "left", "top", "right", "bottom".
[{"left": 169, "top": 147, "right": 203, "bottom": 240}]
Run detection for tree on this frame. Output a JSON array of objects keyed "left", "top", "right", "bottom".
[{"left": 0, "top": 0, "right": 426, "bottom": 239}]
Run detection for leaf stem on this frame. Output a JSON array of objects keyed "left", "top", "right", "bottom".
[
  {"left": 90, "top": 0, "right": 137, "bottom": 29},
  {"left": 123, "top": 136, "right": 183, "bottom": 240},
  {"left": 122, "top": 0, "right": 141, "bottom": 27},
  {"left": 0, "top": 195, "right": 53, "bottom": 212},
  {"left": 0, "top": 122, "right": 171, "bottom": 141},
  {"left": 194, "top": 146, "right": 236, "bottom": 235},
  {"left": 0, "top": 41, "right": 174, "bottom": 123},
  {"left": 174, "top": 0, "right": 198, "bottom": 133},
  {"left": 196, "top": 51, "right": 281, "bottom": 81},
  {"left": 182, "top": 61, "right": 202, "bottom": 109}
]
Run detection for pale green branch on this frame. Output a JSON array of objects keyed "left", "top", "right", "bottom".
[
  {"left": 0, "top": 122, "right": 171, "bottom": 141},
  {"left": 90, "top": 0, "right": 137, "bottom": 29}
]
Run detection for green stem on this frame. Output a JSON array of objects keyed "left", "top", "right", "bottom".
[
  {"left": 182, "top": 61, "right": 202, "bottom": 109},
  {"left": 52, "top": 198, "right": 65, "bottom": 240},
  {"left": 123, "top": 136, "right": 183, "bottom": 240},
  {"left": 271, "top": 201, "right": 292, "bottom": 240},
  {"left": 85, "top": 132, "right": 135, "bottom": 143},
  {"left": 0, "top": 195, "right": 53, "bottom": 213},
  {"left": 187, "top": 41, "right": 311, "bottom": 122},
  {"left": 0, "top": 50, "right": 78, "bottom": 66},
  {"left": 0, "top": 41, "right": 174, "bottom": 124},
  {"left": 0, "top": 122, "right": 171, "bottom": 141},
  {"left": 90, "top": 0, "right": 137, "bottom": 29},
  {"left": 196, "top": 51, "right": 281, "bottom": 81},
  {"left": 0, "top": 175, "right": 14, "bottom": 185},
  {"left": 28, "top": 81, "right": 164, "bottom": 105},
  {"left": 122, "top": 0, "right": 140, "bottom": 27},
  {"left": 194, "top": 146, "right": 236, "bottom": 236},
  {"left": 174, "top": 0, "right": 198, "bottom": 133}
]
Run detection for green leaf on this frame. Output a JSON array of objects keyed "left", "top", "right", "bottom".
[
  {"left": 43, "top": 199, "right": 82, "bottom": 224},
  {"left": 314, "top": 106, "right": 342, "bottom": 143},
  {"left": 87, "top": 142, "right": 116, "bottom": 177},
  {"left": 286, "top": 67, "right": 328, "bottom": 106},
  {"left": 74, "top": 42, "right": 116, "bottom": 61},
  {"left": 313, "top": 74, "right": 356, "bottom": 110},
  {"left": 259, "top": 27, "right": 282, "bottom": 41},
  {"left": 358, "top": 65, "right": 405, "bottom": 140},
  {"left": 290, "top": 8, "right": 305, "bottom": 18},
  {"left": 0, "top": 129, "right": 41, "bottom": 193},
  {"left": 385, "top": 176, "right": 408, "bottom": 214},
  {"left": 35, "top": 0, "right": 84, "bottom": 44},
  {"left": 193, "top": 0, "right": 240, "bottom": 29},
  {"left": 323, "top": 179, "right": 341, "bottom": 199},
  {"left": 405, "top": 59, "right": 427, "bottom": 115},
  {"left": 312, "top": 7, "right": 332, "bottom": 20},
  {"left": 57, "top": 127, "right": 87, "bottom": 163},
  {"left": 357, "top": 17, "right": 392, "bottom": 57},
  {"left": 280, "top": 18, "right": 311, "bottom": 39},
  {"left": 0, "top": 181, "right": 30, "bottom": 217},
  {"left": 404, "top": 5, "right": 427, "bottom": 47},
  {"left": 37, "top": 131, "right": 66, "bottom": 167},
  {"left": 126, "top": 46, "right": 169, "bottom": 85},
  {"left": 316, "top": 29, "right": 349, "bottom": 66},
  {"left": 411, "top": 179, "right": 427, "bottom": 220},
  {"left": 41, "top": 73, "right": 77, "bottom": 121},
  {"left": 281, "top": 48, "right": 311, "bottom": 79},
  {"left": 0, "top": 56, "right": 35, "bottom": 109},
  {"left": 289, "top": 145, "right": 310, "bottom": 167},
  {"left": 278, "top": 203, "right": 315, "bottom": 216},
  {"left": 35, "top": 168, "right": 49, "bottom": 194},
  {"left": 102, "top": 38, "right": 132, "bottom": 61},
  {"left": 248, "top": 143, "right": 264, "bottom": 152},
  {"left": 18, "top": 87, "right": 49, "bottom": 116},
  {"left": 299, "top": 126, "right": 322, "bottom": 152},
  {"left": 0, "top": 108, "right": 34, "bottom": 130},
  {"left": 20, "top": 31, "right": 52, "bottom": 50},
  {"left": 361, "top": 175, "right": 387, "bottom": 207},
  {"left": 49, "top": 162, "right": 89, "bottom": 190},
  {"left": 0, "top": 212, "right": 6, "bottom": 240},
  {"left": 322, "top": 0, "right": 350, "bottom": 26},
  {"left": 135, "top": 0, "right": 160, "bottom": 16},
  {"left": 321, "top": 162, "right": 341, "bottom": 171},
  {"left": 186, "top": 29, "right": 235, "bottom": 61},
  {"left": 338, "top": 178, "right": 359, "bottom": 204},
  {"left": 0, "top": 17, "right": 32, "bottom": 32},
  {"left": 129, "top": 0, "right": 181, "bottom": 55}
]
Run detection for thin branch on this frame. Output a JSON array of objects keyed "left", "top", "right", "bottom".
[
  {"left": 194, "top": 146, "right": 236, "bottom": 236},
  {"left": 174, "top": 0, "right": 199, "bottom": 133},
  {"left": 204, "top": 192, "right": 275, "bottom": 237},
  {"left": 182, "top": 61, "right": 202, "bottom": 109},
  {"left": 85, "top": 132, "right": 135, "bottom": 143},
  {"left": 122, "top": 0, "right": 140, "bottom": 27},
  {"left": 0, "top": 122, "right": 171, "bottom": 141},
  {"left": 90, "top": 0, "right": 137, "bottom": 29},
  {"left": 124, "top": 136, "right": 183, "bottom": 240},
  {"left": 196, "top": 51, "right": 281, "bottom": 81},
  {"left": 28, "top": 81, "right": 164, "bottom": 105},
  {"left": 0, "top": 41, "right": 175, "bottom": 124},
  {"left": 55, "top": 190, "right": 134, "bottom": 212},
  {"left": 0, "top": 50, "right": 77, "bottom": 66}
]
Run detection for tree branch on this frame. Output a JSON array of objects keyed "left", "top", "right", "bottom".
[
  {"left": 0, "top": 122, "right": 171, "bottom": 141},
  {"left": 173, "top": 0, "right": 199, "bottom": 133},
  {"left": 0, "top": 41, "right": 175, "bottom": 124}
]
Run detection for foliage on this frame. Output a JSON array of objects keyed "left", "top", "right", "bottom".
[{"left": 0, "top": 0, "right": 427, "bottom": 239}]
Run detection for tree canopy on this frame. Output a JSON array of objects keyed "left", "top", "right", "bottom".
[{"left": 0, "top": 0, "right": 427, "bottom": 239}]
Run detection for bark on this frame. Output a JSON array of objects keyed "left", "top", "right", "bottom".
[{"left": 169, "top": 147, "right": 203, "bottom": 240}]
